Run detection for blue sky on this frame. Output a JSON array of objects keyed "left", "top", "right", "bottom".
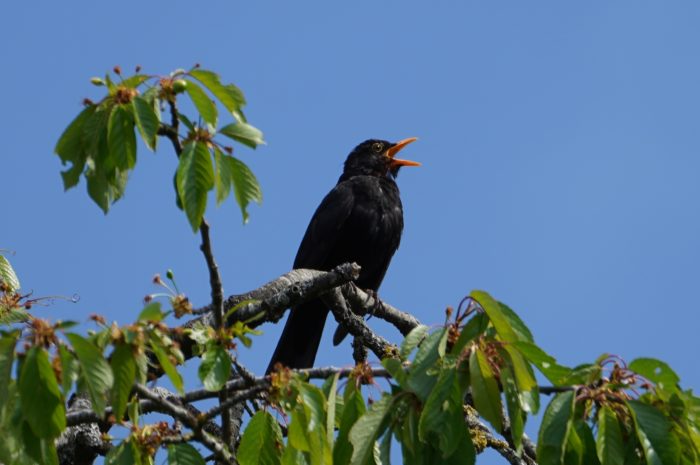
[{"left": 3, "top": 1, "right": 699, "bottom": 461}]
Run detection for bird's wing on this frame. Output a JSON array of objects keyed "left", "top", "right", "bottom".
[{"left": 293, "top": 181, "right": 355, "bottom": 269}]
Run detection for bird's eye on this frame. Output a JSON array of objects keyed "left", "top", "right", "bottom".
[{"left": 371, "top": 142, "right": 384, "bottom": 153}]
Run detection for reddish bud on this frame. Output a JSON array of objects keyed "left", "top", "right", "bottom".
[{"left": 113, "top": 65, "right": 122, "bottom": 75}]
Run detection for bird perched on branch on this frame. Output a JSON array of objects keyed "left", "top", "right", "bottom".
[{"left": 267, "top": 138, "right": 420, "bottom": 372}]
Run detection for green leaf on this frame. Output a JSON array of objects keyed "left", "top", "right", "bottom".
[
  {"left": 470, "top": 290, "right": 519, "bottom": 342},
  {"left": 238, "top": 411, "right": 283, "bottom": 465},
  {"left": 629, "top": 358, "right": 680, "bottom": 394},
  {"left": 19, "top": 347, "right": 65, "bottom": 438},
  {"left": 219, "top": 121, "right": 265, "bottom": 149},
  {"left": 132, "top": 95, "right": 159, "bottom": 151},
  {"left": 106, "top": 440, "right": 138, "bottom": 465},
  {"left": 349, "top": 394, "right": 393, "bottom": 465},
  {"left": 418, "top": 368, "right": 472, "bottom": 458},
  {"left": 511, "top": 341, "right": 572, "bottom": 385},
  {"left": 185, "top": 80, "right": 218, "bottom": 127},
  {"left": 198, "top": 345, "right": 231, "bottom": 391},
  {"left": 189, "top": 69, "right": 245, "bottom": 114},
  {"left": 497, "top": 301, "right": 534, "bottom": 342},
  {"left": 228, "top": 155, "right": 262, "bottom": 223},
  {"left": 0, "top": 255, "right": 20, "bottom": 292},
  {"left": 469, "top": 348, "right": 503, "bottom": 432},
  {"left": 503, "top": 344, "right": 539, "bottom": 413},
  {"left": 559, "top": 363, "right": 602, "bottom": 385},
  {"left": 213, "top": 146, "right": 233, "bottom": 205},
  {"left": 573, "top": 420, "right": 600, "bottom": 465},
  {"left": 22, "top": 422, "right": 59, "bottom": 465},
  {"left": 121, "top": 74, "right": 150, "bottom": 89},
  {"left": 400, "top": 324, "right": 429, "bottom": 359},
  {"left": 334, "top": 382, "right": 367, "bottom": 465},
  {"left": 108, "top": 104, "right": 137, "bottom": 170},
  {"left": 66, "top": 333, "right": 113, "bottom": 415},
  {"left": 326, "top": 373, "right": 339, "bottom": 446},
  {"left": 138, "top": 302, "right": 164, "bottom": 322},
  {"left": 451, "top": 312, "right": 488, "bottom": 355},
  {"left": 58, "top": 343, "right": 78, "bottom": 394},
  {"left": 110, "top": 343, "right": 136, "bottom": 422},
  {"left": 176, "top": 141, "right": 214, "bottom": 231},
  {"left": 501, "top": 363, "right": 524, "bottom": 451},
  {"left": 597, "top": 406, "right": 624, "bottom": 465},
  {"left": 55, "top": 105, "right": 96, "bottom": 189},
  {"left": 149, "top": 333, "right": 184, "bottom": 394},
  {"left": 628, "top": 400, "right": 680, "bottom": 465},
  {"left": 0, "top": 332, "right": 17, "bottom": 405},
  {"left": 407, "top": 328, "right": 448, "bottom": 401},
  {"left": 537, "top": 390, "right": 575, "bottom": 465},
  {"left": 167, "top": 443, "right": 206, "bottom": 465}
]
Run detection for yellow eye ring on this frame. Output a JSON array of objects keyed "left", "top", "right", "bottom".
[{"left": 372, "top": 142, "right": 384, "bottom": 153}]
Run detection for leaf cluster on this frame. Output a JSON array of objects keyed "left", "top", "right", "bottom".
[{"left": 54, "top": 66, "right": 265, "bottom": 230}]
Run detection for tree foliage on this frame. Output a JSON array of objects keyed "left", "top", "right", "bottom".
[{"left": 0, "top": 66, "right": 698, "bottom": 465}]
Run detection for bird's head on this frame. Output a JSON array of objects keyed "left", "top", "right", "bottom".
[{"left": 343, "top": 138, "right": 420, "bottom": 179}]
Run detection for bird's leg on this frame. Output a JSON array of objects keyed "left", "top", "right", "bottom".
[{"left": 363, "top": 288, "right": 384, "bottom": 319}]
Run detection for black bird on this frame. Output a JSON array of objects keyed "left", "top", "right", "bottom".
[{"left": 267, "top": 138, "right": 420, "bottom": 372}]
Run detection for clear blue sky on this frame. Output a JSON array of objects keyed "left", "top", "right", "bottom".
[{"left": 3, "top": 2, "right": 699, "bottom": 462}]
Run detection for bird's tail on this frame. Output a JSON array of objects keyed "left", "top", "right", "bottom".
[{"left": 265, "top": 300, "right": 328, "bottom": 374}]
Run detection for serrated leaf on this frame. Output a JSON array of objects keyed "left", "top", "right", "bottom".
[
  {"left": 470, "top": 348, "right": 503, "bottom": 432},
  {"left": 326, "top": 373, "right": 339, "bottom": 446},
  {"left": 19, "top": 347, "right": 65, "bottom": 438},
  {"left": 349, "top": 394, "right": 393, "bottom": 465},
  {"left": 132, "top": 95, "right": 159, "bottom": 151},
  {"left": 108, "top": 105, "right": 137, "bottom": 170},
  {"left": 110, "top": 343, "right": 136, "bottom": 422},
  {"left": 451, "top": 312, "right": 488, "bottom": 355},
  {"left": 335, "top": 382, "right": 366, "bottom": 465},
  {"left": 573, "top": 420, "right": 600, "bottom": 465},
  {"left": 189, "top": 69, "right": 245, "bottom": 114},
  {"left": 58, "top": 343, "right": 78, "bottom": 394},
  {"left": 138, "top": 302, "right": 164, "bottom": 322},
  {"left": 400, "top": 324, "right": 429, "bottom": 359},
  {"left": 185, "top": 80, "right": 218, "bottom": 127},
  {"left": 176, "top": 141, "right": 214, "bottom": 231},
  {"left": 629, "top": 358, "right": 680, "bottom": 394},
  {"left": 511, "top": 341, "right": 572, "bottom": 385},
  {"left": 213, "top": 146, "right": 232, "bottom": 205},
  {"left": 628, "top": 400, "right": 680, "bottom": 465},
  {"left": 198, "top": 345, "right": 231, "bottom": 391},
  {"left": 501, "top": 363, "right": 524, "bottom": 451},
  {"left": 407, "top": 328, "right": 448, "bottom": 401},
  {"left": 0, "top": 255, "right": 20, "bottom": 293},
  {"left": 537, "top": 391, "right": 575, "bottom": 465},
  {"left": 149, "top": 333, "right": 184, "bottom": 394},
  {"left": 597, "top": 406, "right": 624, "bottom": 465},
  {"left": 503, "top": 344, "right": 539, "bottom": 413},
  {"left": 470, "top": 290, "right": 518, "bottom": 342},
  {"left": 219, "top": 121, "right": 265, "bottom": 149},
  {"left": 66, "top": 333, "right": 113, "bottom": 416},
  {"left": 106, "top": 440, "right": 138, "bottom": 465},
  {"left": 498, "top": 301, "right": 534, "bottom": 342},
  {"left": 121, "top": 74, "right": 149, "bottom": 89},
  {"left": 238, "top": 411, "right": 283, "bottom": 465},
  {"left": 55, "top": 105, "right": 97, "bottom": 189},
  {"left": 418, "top": 367, "right": 471, "bottom": 458},
  {"left": 0, "top": 332, "right": 17, "bottom": 405},
  {"left": 228, "top": 155, "right": 262, "bottom": 223},
  {"left": 22, "top": 422, "right": 59, "bottom": 465},
  {"left": 167, "top": 443, "right": 206, "bottom": 465}
]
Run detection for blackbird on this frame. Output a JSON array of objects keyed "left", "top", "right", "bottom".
[{"left": 266, "top": 137, "right": 419, "bottom": 372}]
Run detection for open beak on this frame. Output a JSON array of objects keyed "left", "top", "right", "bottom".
[{"left": 386, "top": 137, "right": 421, "bottom": 167}]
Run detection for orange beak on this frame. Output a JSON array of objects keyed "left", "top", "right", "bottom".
[{"left": 386, "top": 137, "right": 420, "bottom": 168}]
